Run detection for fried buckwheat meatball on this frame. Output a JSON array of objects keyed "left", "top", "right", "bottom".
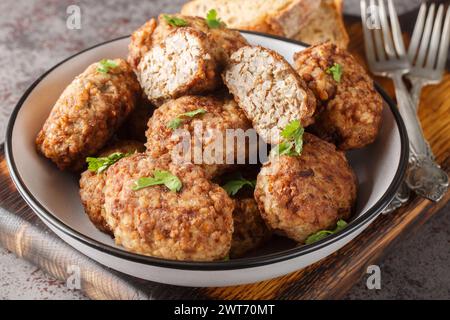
[
  {"left": 145, "top": 95, "right": 252, "bottom": 179},
  {"left": 231, "top": 198, "right": 271, "bottom": 258},
  {"left": 129, "top": 14, "right": 248, "bottom": 105},
  {"left": 293, "top": 42, "right": 383, "bottom": 150},
  {"left": 79, "top": 140, "right": 145, "bottom": 233},
  {"left": 103, "top": 154, "right": 234, "bottom": 261},
  {"left": 224, "top": 46, "right": 317, "bottom": 145},
  {"left": 255, "top": 133, "right": 357, "bottom": 243},
  {"left": 36, "top": 59, "right": 141, "bottom": 171}
]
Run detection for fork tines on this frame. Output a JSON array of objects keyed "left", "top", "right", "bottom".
[
  {"left": 361, "top": 0, "right": 409, "bottom": 70},
  {"left": 408, "top": 3, "right": 450, "bottom": 73}
]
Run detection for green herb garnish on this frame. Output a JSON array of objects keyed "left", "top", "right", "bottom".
[
  {"left": 305, "top": 219, "right": 348, "bottom": 245},
  {"left": 133, "top": 170, "right": 182, "bottom": 192},
  {"left": 205, "top": 9, "right": 224, "bottom": 28},
  {"left": 163, "top": 14, "right": 188, "bottom": 27},
  {"left": 222, "top": 172, "right": 256, "bottom": 196},
  {"left": 86, "top": 152, "right": 130, "bottom": 173},
  {"left": 167, "top": 108, "right": 207, "bottom": 129},
  {"left": 326, "top": 63, "right": 343, "bottom": 82},
  {"left": 97, "top": 59, "right": 118, "bottom": 74},
  {"left": 273, "top": 120, "right": 304, "bottom": 156}
]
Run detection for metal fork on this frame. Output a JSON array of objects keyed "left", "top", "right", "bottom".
[
  {"left": 407, "top": 3, "right": 450, "bottom": 110},
  {"left": 361, "top": 0, "right": 448, "bottom": 203}
]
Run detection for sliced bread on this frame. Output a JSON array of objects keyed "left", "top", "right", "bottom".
[
  {"left": 293, "top": 0, "right": 350, "bottom": 49},
  {"left": 180, "top": 0, "right": 320, "bottom": 38}
]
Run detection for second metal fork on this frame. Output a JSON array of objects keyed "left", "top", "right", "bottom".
[
  {"left": 361, "top": 0, "right": 448, "bottom": 202},
  {"left": 407, "top": 3, "right": 450, "bottom": 110}
]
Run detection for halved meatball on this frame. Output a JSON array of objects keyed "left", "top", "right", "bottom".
[
  {"left": 231, "top": 198, "right": 271, "bottom": 258},
  {"left": 128, "top": 14, "right": 248, "bottom": 72},
  {"left": 224, "top": 46, "right": 317, "bottom": 145},
  {"left": 129, "top": 14, "right": 248, "bottom": 105},
  {"left": 103, "top": 153, "right": 234, "bottom": 261},
  {"left": 145, "top": 95, "right": 252, "bottom": 179},
  {"left": 254, "top": 133, "right": 357, "bottom": 243},
  {"left": 293, "top": 42, "right": 383, "bottom": 150},
  {"left": 138, "top": 28, "right": 221, "bottom": 105},
  {"left": 79, "top": 140, "right": 145, "bottom": 234},
  {"left": 36, "top": 59, "right": 141, "bottom": 171}
]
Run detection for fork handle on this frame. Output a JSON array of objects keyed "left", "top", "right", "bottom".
[
  {"left": 409, "top": 78, "right": 426, "bottom": 112},
  {"left": 392, "top": 74, "right": 428, "bottom": 155},
  {"left": 392, "top": 74, "right": 449, "bottom": 202}
]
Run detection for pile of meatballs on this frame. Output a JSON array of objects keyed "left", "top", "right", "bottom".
[{"left": 35, "top": 13, "right": 383, "bottom": 262}]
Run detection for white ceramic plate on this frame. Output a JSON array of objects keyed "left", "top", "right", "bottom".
[{"left": 5, "top": 32, "right": 408, "bottom": 287}]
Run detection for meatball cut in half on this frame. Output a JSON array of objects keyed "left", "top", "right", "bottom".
[
  {"left": 231, "top": 198, "right": 271, "bottom": 258},
  {"left": 130, "top": 14, "right": 248, "bottom": 105},
  {"left": 36, "top": 59, "right": 141, "bottom": 171},
  {"left": 128, "top": 14, "right": 248, "bottom": 71},
  {"left": 138, "top": 28, "right": 221, "bottom": 105},
  {"left": 79, "top": 140, "right": 145, "bottom": 234},
  {"left": 224, "top": 46, "right": 317, "bottom": 145},
  {"left": 293, "top": 42, "right": 383, "bottom": 150},
  {"left": 255, "top": 133, "right": 357, "bottom": 243},
  {"left": 103, "top": 154, "right": 234, "bottom": 261},
  {"left": 145, "top": 95, "right": 252, "bottom": 179}
]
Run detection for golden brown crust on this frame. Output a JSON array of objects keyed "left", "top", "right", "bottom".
[
  {"left": 35, "top": 59, "right": 141, "bottom": 171},
  {"left": 294, "top": 42, "right": 383, "bottom": 150},
  {"left": 103, "top": 153, "right": 234, "bottom": 261},
  {"left": 79, "top": 140, "right": 145, "bottom": 234},
  {"left": 254, "top": 133, "right": 357, "bottom": 243},
  {"left": 231, "top": 198, "right": 271, "bottom": 258},
  {"left": 145, "top": 95, "right": 252, "bottom": 179}
]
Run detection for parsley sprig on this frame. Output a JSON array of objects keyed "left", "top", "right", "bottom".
[
  {"left": 163, "top": 14, "right": 188, "bottom": 27},
  {"left": 205, "top": 9, "right": 224, "bottom": 29},
  {"left": 86, "top": 152, "right": 130, "bottom": 173},
  {"left": 133, "top": 170, "right": 182, "bottom": 192},
  {"left": 222, "top": 172, "right": 256, "bottom": 196},
  {"left": 273, "top": 120, "right": 305, "bottom": 156},
  {"left": 305, "top": 219, "right": 348, "bottom": 245},
  {"left": 167, "top": 108, "right": 207, "bottom": 130},
  {"left": 326, "top": 63, "right": 343, "bottom": 82},
  {"left": 97, "top": 59, "right": 118, "bottom": 74}
]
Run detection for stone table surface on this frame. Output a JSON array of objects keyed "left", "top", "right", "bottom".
[{"left": 0, "top": 0, "right": 448, "bottom": 300}]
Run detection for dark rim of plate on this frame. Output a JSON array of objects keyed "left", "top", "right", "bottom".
[{"left": 5, "top": 31, "right": 409, "bottom": 271}]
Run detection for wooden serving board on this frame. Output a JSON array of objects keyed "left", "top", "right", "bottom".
[{"left": 1, "top": 19, "right": 449, "bottom": 300}]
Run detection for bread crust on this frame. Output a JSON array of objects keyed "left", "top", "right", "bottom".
[
  {"left": 293, "top": 0, "right": 350, "bottom": 49},
  {"left": 181, "top": 0, "right": 319, "bottom": 37}
]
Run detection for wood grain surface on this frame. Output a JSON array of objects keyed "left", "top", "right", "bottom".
[{"left": 1, "top": 20, "right": 449, "bottom": 300}]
